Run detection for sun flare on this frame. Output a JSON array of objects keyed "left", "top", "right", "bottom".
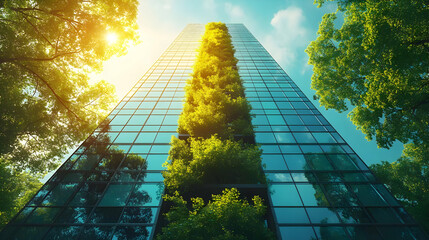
[{"left": 105, "top": 32, "right": 118, "bottom": 45}]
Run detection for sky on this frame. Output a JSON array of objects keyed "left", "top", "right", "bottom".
[{"left": 94, "top": 0, "right": 404, "bottom": 166}]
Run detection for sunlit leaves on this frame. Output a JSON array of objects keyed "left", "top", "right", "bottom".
[
  {"left": 0, "top": 161, "right": 42, "bottom": 228},
  {"left": 0, "top": 0, "right": 139, "bottom": 173},
  {"left": 307, "top": 0, "right": 429, "bottom": 148}
]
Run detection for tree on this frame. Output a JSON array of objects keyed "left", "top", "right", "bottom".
[
  {"left": 0, "top": 162, "right": 42, "bottom": 228},
  {"left": 0, "top": 0, "right": 139, "bottom": 174},
  {"left": 156, "top": 188, "right": 275, "bottom": 240},
  {"left": 371, "top": 143, "right": 429, "bottom": 232},
  {"left": 306, "top": 0, "right": 429, "bottom": 149}
]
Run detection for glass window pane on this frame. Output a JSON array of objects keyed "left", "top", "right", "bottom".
[
  {"left": 55, "top": 207, "right": 91, "bottom": 223},
  {"left": 270, "top": 184, "right": 302, "bottom": 206},
  {"left": 81, "top": 226, "right": 115, "bottom": 240},
  {"left": 120, "top": 207, "right": 157, "bottom": 223},
  {"left": 98, "top": 184, "right": 133, "bottom": 206},
  {"left": 296, "top": 184, "right": 329, "bottom": 206},
  {"left": 305, "top": 154, "right": 333, "bottom": 170},
  {"left": 127, "top": 115, "right": 148, "bottom": 125},
  {"left": 25, "top": 207, "right": 61, "bottom": 224},
  {"left": 127, "top": 183, "right": 163, "bottom": 207},
  {"left": 45, "top": 226, "right": 83, "bottom": 239},
  {"left": 293, "top": 133, "right": 316, "bottom": 143},
  {"left": 274, "top": 208, "right": 309, "bottom": 224},
  {"left": 146, "top": 154, "right": 168, "bottom": 170},
  {"left": 89, "top": 207, "right": 122, "bottom": 223},
  {"left": 274, "top": 132, "right": 296, "bottom": 143},
  {"left": 42, "top": 183, "right": 79, "bottom": 206},
  {"left": 313, "top": 226, "right": 349, "bottom": 240},
  {"left": 255, "top": 133, "right": 277, "bottom": 143},
  {"left": 261, "top": 154, "right": 287, "bottom": 170},
  {"left": 350, "top": 184, "right": 388, "bottom": 206},
  {"left": 112, "top": 226, "right": 152, "bottom": 240},
  {"left": 323, "top": 183, "right": 359, "bottom": 207},
  {"left": 267, "top": 115, "right": 286, "bottom": 125},
  {"left": 265, "top": 173, "right": 292, "bottom": 182},
  {"left": 306, "top": 207, "right": 341, "bottom": 224},
  {"left": 70, "top": 183, "right": 107, "bottom": 206},
  {"left": 280, "top": 227, "right": 316, "bottom": 240},
  {"left": 113, "top": 132, "right": 138, "bottom": 144},
  {"left": 337, "top": 207, "right": 372, "bottom": 224},
  {"left": 284, "top": 155, "right": 308, "bottom": 170}
]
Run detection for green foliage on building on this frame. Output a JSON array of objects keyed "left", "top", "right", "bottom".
[
  {"left": 163, "top": 136, "right": 265, "bottom": 193},
  {"left": 178, "top": 22, "right": 253, "bottom": 138},
  {"left": 158, "top": 22, "right": 273, "bottom": 238},
  {"left": 157, "top": 188, "right": 275, "bottom": 240}
]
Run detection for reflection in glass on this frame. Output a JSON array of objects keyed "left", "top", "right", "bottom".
[
  {"left": 322, "top": 183, "right": 359, "bottom": 207},
  {"left": 265, "top": 173, "right": 292, "bottom": 182},
  {"left": 127, "top": 183, "right": 162, "bottom": 206},
  {"left": 70, "top": 183, "right": 107, "bottom": 206},
  {"left": 346, "top": 226, "right": 381, "bottom": 240},
  {"left": 306, "top": 207, "right": 341, "bottom": 224},
  {"left": 89, "top": 207, "right": 122, "bottom": 223},
  {"left": 81, "top": 226, "right": 115, "bottom": 240},
  {"left": 337, "top": 207, "right": 372, "bottom": 224},
  {"left": 55, "top": 207, "right": 91, "bottom": 223},
  {"left": 313, "top": 226, "right": 348, "bottom": 240},
  {"left": 112, "top": 226, "right": 152, "bottom": 240},
  {"left": 296, "top": 184, "right": 329, "bottom": 206},
  {"left": 120, "top": 207, "right": 156, "bottom": 223},
  {"left": 44, "top": 226, "right": 82, "bottom": 240},
  {"left": 350, "top": 184, "right": 387, "bottom": 206},
  {"left": 280, "top": 226, "right": 316, "bottom": 240},
  {"left": 25, "top": 207, "right": 60, "bottom": 224},
  {"left": 98, "top": 184, "right": 133, "bottom": 206},
  {"left": 270, "top": 184, "right": 302, "bottom": 206},
  {"left": 274, "top": 208, "right": 309, "bottom": 224},
  {"left": 42, "top": 183, "right": 79, "bottom": 206},
  {"left": 284, "top": 155, "right": 307, "bottom": 170}
]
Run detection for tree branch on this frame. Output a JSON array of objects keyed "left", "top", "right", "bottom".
[
  {"left": 0, "top": 51, "right": 81, "bottom": 64},
  {"left": 20, "top": 13, "right": 55, "bottom": 49},
  {"left": 14, "top": 63, "right": 84, "bottom": 122}
]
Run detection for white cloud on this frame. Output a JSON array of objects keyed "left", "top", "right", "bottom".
[
  {"left": 263, "top": 6, "right": 309, "bottom": 69},
  {"left": 224, "top": 2, "right": 245, "bottom": 20}
]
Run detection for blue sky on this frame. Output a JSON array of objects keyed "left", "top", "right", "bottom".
[{"left": 97, "top": 0, "right": 404, "bottom": 166}]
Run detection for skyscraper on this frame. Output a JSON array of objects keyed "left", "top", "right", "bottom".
[{"left": 1, "top": 24, "right": 426, "bottom": 240}]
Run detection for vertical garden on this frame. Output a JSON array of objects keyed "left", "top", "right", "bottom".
[{"left": 156, "top": 22, "right": 275, "bottom": 239}]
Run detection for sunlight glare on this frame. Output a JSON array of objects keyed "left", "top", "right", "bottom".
[{"left": 105, "top": 32, "right": 118, "bottom": 45}]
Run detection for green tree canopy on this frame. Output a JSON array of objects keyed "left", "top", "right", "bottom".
[
  {"left": 0, "top": 162, "right": 42, "bottom": 228},
  {"left": 157, "top": 188, "right": 275, "bottom": 240},
  {"left": 306, "top": 0, "right": 429, "bottom": 149},
  {"left": 371, "top": 143, "right": 429, "bottom": 232},
  {"left": 0, "top": 0, "right": 139, "bottom": 174}
]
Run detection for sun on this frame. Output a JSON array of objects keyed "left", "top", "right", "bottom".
[{"left": 105, "top": 32, "right": 118, "bottom": 45}]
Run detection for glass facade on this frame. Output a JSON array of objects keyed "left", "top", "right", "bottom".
[
  {"left": 1, "top": 24, "right": 426, "bottom": 240},
  {"left": 227, "top": 24, "right": 426, "bottom": 240}
]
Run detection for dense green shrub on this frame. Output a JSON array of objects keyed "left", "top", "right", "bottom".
[
  {"left": 177, "top": 22, "right": 253, "bottom": 138},
  {"left": 163, "top": 136, "right": 265, "bottom": 193},
  {"left": 156, "top": 188, "right": 275, "bottom": 240}
]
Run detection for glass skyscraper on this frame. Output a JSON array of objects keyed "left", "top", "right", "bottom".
[{"left": 1, "top": 24, "right": 426, "bottom": 240}]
